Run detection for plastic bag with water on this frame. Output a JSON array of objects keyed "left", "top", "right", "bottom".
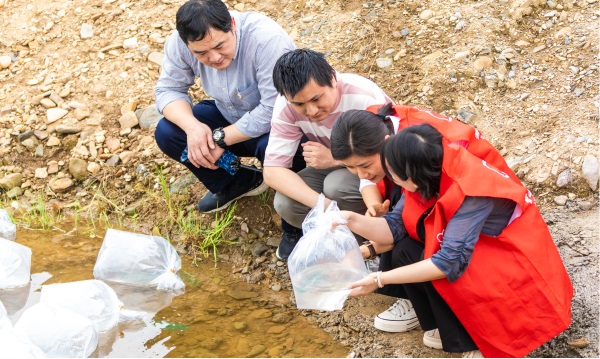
[
  {"left": 93, "top": 229, "right": 185, "bottom": 293},
  {"left": 40, "top": 279, "right": 123, "bottom": 332},
  {"left": 13, "top": 302, "right": 98, "bottom": 358},
  {"left": 288, "top": 194, "right": 368, "bottom": 311},
  {"left": 0, "top": 238, "right": 31, "bottom": 289},
  {"left": 0, "top": 209, "right": 17, "bottom": 241}
]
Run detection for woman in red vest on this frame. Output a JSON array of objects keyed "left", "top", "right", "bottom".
[
  {"left": 331, "top": 103, "right": 519, "bottom": 341},
  {"left": 339, "top": 124, "right": 573, "bottom": 358}
]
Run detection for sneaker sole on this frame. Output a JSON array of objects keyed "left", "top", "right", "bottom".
[
  {"left": 275, "top": 246, "right": 286, "bottom": 261},
  {"left": 200, "top": 181, "right": 270, "bottom": 214},
  {"left": 373, "top": 316, "right": 419, "bottom": 333},
  {"left": 423, "top": 334, "right": 443, "bottom": 350}
]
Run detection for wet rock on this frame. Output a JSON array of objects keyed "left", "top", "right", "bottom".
[
  {"left": 69, "top": 158, "right": 88, "bottom": 180},
  {"left": 233, "top": 322, "right": 247, "bottom": 332},
  {"left": 252, "top": 243, "right": 269, "bottom": 257},
  {"left": 556, "top": 169, "right": 573, "bottom": 188},
  {"left": 376, "top": 58, "right": 393, "bottom": 69},
  {"left": 137, "top": 105, "right": 162, "bottom": 128},
  {"left": 554, "top": 195, "right": 568, "bottom": 206},
  {"left": 50, "top": 177, "right": 73, "bottom": 193},
  {"left": 250, "top": 309, "right": 272, "bottom": 319},
  {"left": 226, "top": 289, "right": 259, "bottom": 300},
  {"left": 0, "top": 173, "right": 23, "bottom": 191},
  {"left": 270, "top": 284, "right": 282, "bottom": 292},
  {"left": 199, "top": 337, "right": 221, "bottom": 350},
  {"left": 271, "top": 312, "right": 291, "bottom": 324},
  {"left": 267, "top": 325, "right": 286, "bottom": 334},
  {"left": 247, "top": 345, "right": 266, "bottom": 358},
  {"left": 247, "top": 272, "right": 265, "bottom": 283},
  {"left": 582, "top": 154, "right": 599, "bottom": 191}
]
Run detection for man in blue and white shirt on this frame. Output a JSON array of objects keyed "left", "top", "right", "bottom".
[{"left": 154, "top": 0, "right": 303, "bottom": 213}]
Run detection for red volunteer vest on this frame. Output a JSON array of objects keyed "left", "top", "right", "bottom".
[
  {"left": 403, "top": 144, "right": 573, "bottom": 357},
  {"left": 368, "top": 104, "right": 517, "bottom": 232}
]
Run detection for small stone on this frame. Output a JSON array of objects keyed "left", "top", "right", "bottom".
[
  {"left": 121, "top": 101, "right": 140, "bottom": 115},
  {"left": 455, "top": 20, "right": 466, "bottom": 30},
  {"left": 454, "top": 50, "right": 470, "bottom": 61},
  {"left": 123, "top": 37, "right": 138, "bottom": 49},
  {"left": 473, "top": 56, "right": 493, "bottom": 71},
  {"left": 582, "top": 154, "right": 599, "bottom": 191},
  {"left": 35, "top": 144, "right": 44, "bottom": 157},
  {"left": 73, "top": 107, "right": 90, "bottom": 120},
  {"left": 118, "top": 112, "right": 139, "bottom": 129},
  {"left": 553, "top": 195, "right": 568, "bottom": 206},
  {"left": 46, "top": 108, "right": 68, "bottom": 123},
  {"left": 556, "top": 169, "right": 573, "bottom": 188},
  {"left": 458, "top": 108, "right": 474, "bottom": 122},
  {"left": 251, "top": 243, "right": 269, "bottom": 257},
  {"left": 35, "top": 167, "right": 48, "bottom": 179},
  {"left": 577, "top": 201, "right": 595, "bottom": 211},
  {"left": 376, "top": 57, "right": 393, "bottom": 69},
  {"left": 55, "top": 124, "right": 82, "bottom": 134},
  {"left": 40, "top": 98, "right": 57, "bottom": 108},
  {"left": 105, "top": 137, "right": 121, "bottom": 153},
  {"left": 419, "top": 9, "right": 434, "bottom": 20},
  {"left": 87, "top": 162, "right": 101, "bottom": 174},
  {"left": 6, "top": 187, "right": 22, "bottom": 199},
  {"left": 227, "top": 290, "right": 259, "bottom": 300},
  {"left": 137, "top": 105, "right": 163, "bottom": 128},
  {"left": 69, "top": 158, "right": 88, "bottom": 180},
  {"left": 0, "top": 173, "right": 24, "bottom": 191},
  {"left": 49, "top": 177, "right": 73, "bottom": 193},
  {"left": 234, "top": 3, "right": 245, "bottom": 11},
  {"left": 247, "top": 345, "right": 266, "bottom": 358},
  {"left": 270, "top": 284, "right": 282, "bottom": 292},
  {"left": 0, "top": 56, "right": 11, "bottom": 69},
  {"left": 47, "top": 161, "right": 59, "bottom": 174},
  {"left": 233, "top": 322, "right": 247, "bottom": 332},
  {"left": 119, "top": 151, "right": 135, "bottom": 165},
  {"left": 46, "top": 136, "right": 61, "bottom": 147},
  {"left": 148, "top": 52, "right": 164, "bottom": 66},
  {"left": 267, "top": 326, "right": 285, "bottom": 334},
  {"left": 80, "top": 24, "right": 93, "bottom": 39},
  {"left": 568, "top": 338, "right": 590, "bottom": 349},
  {"left": 105, "top": 155, "right": 120, "bottom": 167},
  {"left": 18, "top": 130, "right": 34, "bottom": 143}
]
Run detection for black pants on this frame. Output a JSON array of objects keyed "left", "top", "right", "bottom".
[{"left": 384, "top": 235, "right": 478, "bottom": 353}]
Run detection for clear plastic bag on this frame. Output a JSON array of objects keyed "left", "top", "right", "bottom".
[
  {"left": 0, "top": 331, "right": 46, "bottom": 358},
  {"left": 288, "top": 194, "right": 368, "bottom": 311},
  {"left": 41, "top": 280, "right": 122, "bottom": 333},
  {"left": 0, "top": 300, "right": 11, "bottom": 331},
  {"left": 93, "top": 229, "right": 185, "bottom": 293},
  {"left": 0, "top": 209, "right": 17, "bottom": 241},
  {"left": 13, "top": 302, "right": 98, "bottom": 358},
  {"left": 0, "top": 238, "right": 31, "bottom": 289}
]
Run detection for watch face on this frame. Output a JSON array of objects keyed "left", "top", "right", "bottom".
[{"left": 213, "top": 130, "right": 224, "bottom": 141}]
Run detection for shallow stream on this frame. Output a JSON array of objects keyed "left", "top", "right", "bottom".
[{"left": 2, "top": 220, "right": 349, "bottom": 358}]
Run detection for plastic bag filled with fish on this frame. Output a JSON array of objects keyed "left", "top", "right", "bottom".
[
  {"left": 93, "top": 229, "right": 185, "bottom": 293},
  {"left": 40, "top": 279, "right": 145, "bottom": 333},
  {"left": 0, "top": 209, "right": 17, "bottom": 241},
  {"left": 288, "top": 194, "right": 368, "bottom": 311},
  {"left": 13, "top": 302, "right": 98, "bottom": 358},
  {"left": 0, "top": 238, "right": 31, "bottom": 289}
]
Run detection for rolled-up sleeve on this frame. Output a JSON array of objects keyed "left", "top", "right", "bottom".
[
  {"left": 154, "top": 33, "right": 196, "bottom": 114},
  {"left": 382, "top": 194, "right": 408, "bottom": 244},
  {"left": 234, "top": 35, "right": 294, "bottom": 137}
]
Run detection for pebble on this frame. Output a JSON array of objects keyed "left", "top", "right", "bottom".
[
  {"left": 40, "top": 98, "right": 57, "bottom": 108},
  {"left": 148, "top": 52, "right": 164, "bottom": 66},
  {"left": 6, "top": 187, "right": 22, "bottom": 199},
  {"left": 80, "top": 24, "right": 93, "bottom": 39},
  {"left": 582, "top": 154, "right": 599, "bottom": 191},
  {"left": 556, "top": 169, "right": 573, "bottom": 188},
  {"left": 0, "top": 173, "right": 23, "bottom": 191},
  {"left": 35, "top": 167, "right": 48, "bottom": 179},
  {"left": 69, "top": 158, "right": 88, "bottom": 180},
  {"left": 376, "top": 57, "right": 393, "bottom": 69},
  {"left": 106, "top": 138, "right": 121, "bottom": 153},
  {"left": 400, "top": 28, "right": 409, "bottom": 37},
  {"left": 0, "top": 56, "right": 11, "bottom": 69},
  {"left": 454, "top": 51, "right": 470, "bottom": 61},
  {"left": 455, "top": 20, "right": 466, "bottom": 30},
  {"left": 251, "top": 243, "right": 269, "bottom": 257},
  {"left": 55, "top": 124, "right": 82, "bottom": 134},
  {"left": 73, "top": 107, "right": 90, "bottom": 120},
  {"left": 419, "top": 9, "right": 434, "bottom": 20},
  {"left": 473, "top": 56, "right": 493, "bottom": 71},
  {"left": 87, "top": 162, "right": 101, "bottom": 174},
  {"left": 137, "top": 105, "right": 163, "bottom": 128},
  {"left": 46, "top": 108, "right": 68, "bottom": 124},
  {"left": 554, "top": 195, "right": 568, "bottom": 206},
  {"left": 123, "top": 37, "right": 138, "bottom": 49},
  {"left": 458, "top": 108, "right": 474, "bottom": 122},
  {"left": 46, "top": 136, "right": 60, "bottom": 147},
  {"left": 106, "top": 155, "right": 120, "bottom": 167},
  {"left": 49, "top": 177, "right": 73, "bottom": 193},
  {"left": 118, "top": 112, "right": 139, "bottom": 129}
]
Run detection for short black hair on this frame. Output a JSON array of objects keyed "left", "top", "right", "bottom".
[
  {"left": 176, "top": 0, "right": 232, "bottom": 44},
  {"left": 381, "top": 124, "right": 443, "bottom": 200},
  {"left": 272, "top": 49, "right": 336, "bottom": 98},
  {"left": 331, "top": 103, "right": 396, "bottom": 160}
]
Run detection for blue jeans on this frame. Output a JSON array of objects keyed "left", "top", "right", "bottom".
[{"left": 154, "top": 100, "right": 305, "bottom": 232}]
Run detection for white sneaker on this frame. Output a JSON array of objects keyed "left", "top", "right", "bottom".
[
  {"left": 373, "top": 298, "right": 419, "bottom": 332},
  {"left": 423, "top": 328, "right": 443, "bottom": 350},
  {"left": 462, "top": 350, "right": 484, "bottom": 358}
]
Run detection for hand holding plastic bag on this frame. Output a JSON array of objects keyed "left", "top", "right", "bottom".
[{"left": 288, "top": 194, "right": 367, "bottom": 311}]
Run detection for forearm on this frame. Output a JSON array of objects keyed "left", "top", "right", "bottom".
[
  {"left": 361, "top": 185, "right": 384, "bottom": 208},
  {"left": 224, "top": 125, "right": 252, "bottom": 146},
  {"left": 264, "top": 167, "right": 320, "bottom": 208},
  {"left": 162, "top": 100, "right": 198, "bottom": 134},
  {"left": 381, "top": 258, "right": 446, "bottom": 285},
  {"left": 345, "top": 211, "right": 394, "bottom": 245}
]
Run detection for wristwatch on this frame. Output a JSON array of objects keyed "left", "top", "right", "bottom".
[{"left": 212, "top": 127, "right": 228, "bottom": 149}]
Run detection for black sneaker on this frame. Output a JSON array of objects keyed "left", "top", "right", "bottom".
[
  {"left": 197, "top": 169, "right": 269, "bottom": 213},
  {"left": 275, "top": 229, "right": 302, "bottom": 261}
]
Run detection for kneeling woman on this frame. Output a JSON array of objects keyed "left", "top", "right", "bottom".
[{"left": 340, "top": 124, "right": 573, "bottom": 358}]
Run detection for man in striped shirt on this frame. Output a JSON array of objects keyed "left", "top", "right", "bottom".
[{"left": 263, "top": 49, "right": 392, "bottom": 260}]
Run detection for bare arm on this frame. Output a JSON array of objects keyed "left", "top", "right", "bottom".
[
  {"left": 263, "top": 166, "right": 323, "bottom": 208},
  {"left": 341, "top": 210, "right": 394, "bottom": 245},
  {"left": 347, "top": 259, "right": 446, "bottom": 297},
  {"left": 361, "top": 185, "right": 390, "bottom": 217}
]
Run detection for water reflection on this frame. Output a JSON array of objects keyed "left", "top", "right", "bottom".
[{"left": 11, "top": 223, "right": 349, "bottom": 358}]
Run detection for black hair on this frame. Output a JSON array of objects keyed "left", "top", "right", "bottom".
[
  {"left": 176, "top": 0, "right": 232, "bottom": 44},
  {"left": 331, "top": 103, "right": 396, "bottom": 160},
  {"left": 272, "top": 49, "right": 336, "bottom": 98},
  {"left": 381, "top": 124, "right": 443, "bottom": 200}
]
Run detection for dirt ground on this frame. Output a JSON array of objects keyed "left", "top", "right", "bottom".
[{"left": 0, "top": 0, "right": 598, "bottom": 357}]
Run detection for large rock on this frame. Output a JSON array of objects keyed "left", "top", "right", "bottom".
[
  {"left": 0, "top": 173, "right": 23, "bottom": 191},
  {"left": 582, "top": 154, "right": 599, "bottom": 191},
  {"left": 136, "top": 105, "right": 162, "bottom": 128},
  {"left": 69, "top": 158, "right": 88, "bottom": 180}
]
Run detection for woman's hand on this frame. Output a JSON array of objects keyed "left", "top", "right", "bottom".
[
  {"left": 347, "top": 273, "right": 379, "bottom": 297},
  {"left": 366, "top": 199, "right": 391, "bottom": 217}
]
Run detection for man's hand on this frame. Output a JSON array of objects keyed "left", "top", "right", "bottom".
[
  {"left": 302, "top": 141, "right": 340, "bottom": 169},
  {"left": 366, "top": 199, "right": 391, "bottom": 217},
  {"left": 185, "top": 122, "right": 218, "bottom": 169}
]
